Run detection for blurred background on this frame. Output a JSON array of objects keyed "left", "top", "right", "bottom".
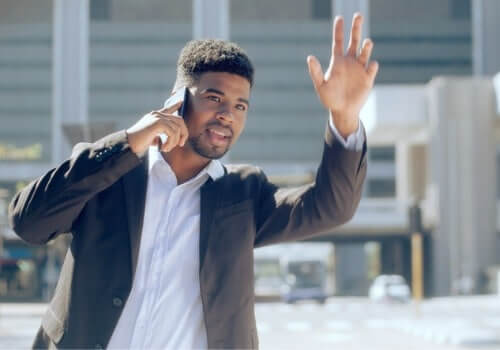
[{"left": 1, "top": 0, "right": 500, "bottom": 349}]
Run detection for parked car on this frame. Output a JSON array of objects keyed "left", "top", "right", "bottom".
[
  {"left": 253, "top": 243, "right": 334, "bottom": 304},
  {"left": 368, "top": 274, "right": 411, "bottom": 303},
  {"left": 281, "top": 260, "right": 328, "bottom": 304}
]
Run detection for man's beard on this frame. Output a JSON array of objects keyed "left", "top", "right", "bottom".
[{"left": 188, "top": 133, "right": 230, "bottom": 160}]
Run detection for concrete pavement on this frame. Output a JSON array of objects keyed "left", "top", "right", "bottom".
[
  {"left": 0, "top": 303, "right": 45, "bottom": 349},
  {"left": 1, "top": 296, "right": 499, "bottom": 349}
]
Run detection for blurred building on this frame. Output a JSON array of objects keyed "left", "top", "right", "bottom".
[{"left": 0, "top": 0, "right": 499, "bottom": 299}]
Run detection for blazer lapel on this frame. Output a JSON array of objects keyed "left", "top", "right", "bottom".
[
  {"left": 122, "top": 156, "right": 148, "bottom": 279},
  {"left": 199, "top": 177, "right": 222, "bottom": 271}
]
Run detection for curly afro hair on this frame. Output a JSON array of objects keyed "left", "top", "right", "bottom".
[{"left": 174, "top": 39, "right": 254, "bottom": 91}]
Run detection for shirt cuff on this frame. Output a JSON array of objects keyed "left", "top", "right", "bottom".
[{"left": 328, "top": 115, "right": 365, "bottom": 151}]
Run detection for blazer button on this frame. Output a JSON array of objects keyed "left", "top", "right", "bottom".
[
  {"left": 112, "top": 297, "right": 123, "bottom": 307},
  {"left": 95, "top": 344, "right": 104, "bottom": 349}
]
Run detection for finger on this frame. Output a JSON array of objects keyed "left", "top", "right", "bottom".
[
  {"left": 161, "top": 136, "right": 174, "bottom": 153},
  {"left": 167, "top": 121, "right": 182, "bottom": 147},
  {"left": 152, "top": 110, "right": 182, "bottom": 121},
  {"left": 156, "top": 113, "right": 188, "bottom": 147},
  {"left": 159, "top": 122, "right": 180, "bottom": 152},
  {"left": 161, "top": 131, "right": 177, "bottom": 153},
  {"left": 161, "top": 114, "right": 188, "bottom": 147},
  {"left": 159, "top": 100, "right": 183, "bottom": 115},
  {"left": 332, "top": 16, "right": 344, "bottom": 57},
  {"left": 166, "top": 116, "right": 188, "bottom": 146},
  {"left": 307, "top": 55, "right": 324, "bottom": 93},
  {"left": 152, "top": 112, "right": 185, "bottom": 134},
  {"left": 367, "top": 61, "right": 379, "bottom": 84},
  {"left": 179, "top": 121, "right": 189, "bottom": 146},
  {"left": 347, "top": 13, "right": 363, "bottom": 57},
  {"left": 160, "top": 122, "right": 177, "bottom": 147},
  {"left": 358, "top": 38, "right": 373, "bottom": 67}
]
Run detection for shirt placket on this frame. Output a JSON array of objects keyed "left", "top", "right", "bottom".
[
  {"left": 135, "top": 173, "right": 174, "bottom": 348},
  {"left": 139, "top": 168, "right": 208, "bottom": 348},
  {"left": 144, "top": 180, "right": 181, "bottom": 347}
]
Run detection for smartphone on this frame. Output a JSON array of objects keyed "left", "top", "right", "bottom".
[{"left": 163, "top": 86, "right": 189, "bottom": 118}]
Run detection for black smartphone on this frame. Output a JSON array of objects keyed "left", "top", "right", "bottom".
[{"left": 163, "top": 87, "right": 189, "bottom": 118}]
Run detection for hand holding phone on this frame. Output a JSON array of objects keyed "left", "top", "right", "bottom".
[
  {"left": 158, "top": 87, "right": 189, "bottom": 145},
  {"left": 125, "top": 88, "right": 189, "bottom": 156}
]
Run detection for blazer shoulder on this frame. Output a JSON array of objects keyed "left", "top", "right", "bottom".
[
  {"left": 221, "top": 164, "right": 270, "bottom": 197},
  {"left": 71, "top": 142, "right": 92, "bottom": 158},
  {"left": 224, "top": 163, "right": 266, "bottom": 181}
]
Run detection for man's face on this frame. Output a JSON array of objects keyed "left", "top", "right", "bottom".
[{"left": 183, "top": 72, "right": 251, "bottom": 159}]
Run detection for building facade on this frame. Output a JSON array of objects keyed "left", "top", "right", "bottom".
[{"left": 0, "top": 0, "right": 499, "bottom": 299}]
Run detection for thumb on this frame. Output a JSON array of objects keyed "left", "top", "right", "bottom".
[{"left": 307, "top": 55, "right": 324, "bottom": 93}]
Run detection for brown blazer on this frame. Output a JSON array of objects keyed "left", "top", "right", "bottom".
[{"left": 8, "top": 126, "right": 367, "bottom": 349}]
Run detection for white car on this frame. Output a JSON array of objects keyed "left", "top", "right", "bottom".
[{"left": 368, "top": 275, "right": 411, "bottom": 303}]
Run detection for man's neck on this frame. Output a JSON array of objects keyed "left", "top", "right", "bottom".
[{"left": 162, "top": 147, "right": 211, "bottom": 185}]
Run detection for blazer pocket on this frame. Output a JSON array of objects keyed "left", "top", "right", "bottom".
[{"left": 41, "top": 308, "right": 66, "bottom": 345}]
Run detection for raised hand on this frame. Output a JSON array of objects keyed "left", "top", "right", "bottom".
[
  {"left": 126, "top": 101, "right": 189, "bottom": 156},
  {"left": 307, "top": 13, "right": 378, "bottom": 139}
]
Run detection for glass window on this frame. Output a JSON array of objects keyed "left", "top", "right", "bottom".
[
  {"left": 369, "top": 146, "right": 395, "bottom": 162},
  {"left": 90, "top": 0, "right": 111, "bottom": 21},
  {"left": 0, "top": 0, "right": 52, "bottom": 164},
  {"left": 312, "top": 0, "right": 332, "bottom": 20},
  {"left": 367, "top": 178, "right": 396, "bottom": 198},
  {"left": 0, "top": 1, "right": 54, "bottom": 302},
  {"left": 88, "top": 1, "right": 192, "bottom": 135},
  {"left": 451, "top": 0, "right": 471, "bottom": 20},
  {"left": 229, "top": 0, "right": 330, "bottom": 167},
  {"left": 370, "top": 0, "right": 472, "bottom": 83}
]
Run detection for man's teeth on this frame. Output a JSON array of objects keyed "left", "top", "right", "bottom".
[{"left": 210, "top": 129, "right": 227, "bottom": 137}]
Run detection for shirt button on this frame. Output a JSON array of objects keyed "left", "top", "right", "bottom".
[{"left": 112, "top": 297, "right": 123, "bottom": 307}]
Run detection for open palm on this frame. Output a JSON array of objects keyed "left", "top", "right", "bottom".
[{"left": 307, "top": 14, "right": 378, "bottom": 138}]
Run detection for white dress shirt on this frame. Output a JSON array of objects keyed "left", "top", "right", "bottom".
[
  {"left": 108, "top": 146, "right": 224, "bottom": 349},
  {"left": 108, "top": 119, "right": 363, "bottom": 349}
]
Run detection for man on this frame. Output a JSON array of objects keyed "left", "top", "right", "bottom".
[{"left": 9, "top": 14, "right": 377, "bottom": 349}]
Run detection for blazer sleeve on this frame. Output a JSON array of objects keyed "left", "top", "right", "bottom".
[
  {"left": 8, "top": 130, "right": 142, "bottom": 245},
  {"left": 254, "top": 125, "right": 367, "bottom": 247}
]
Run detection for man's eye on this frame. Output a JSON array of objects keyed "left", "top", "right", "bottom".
[
  {"left": 235, "top": 104, "right": 246, "bottom": 111},
  {"left": 207, "top": 95, "right": 220, "bottom": 102}
]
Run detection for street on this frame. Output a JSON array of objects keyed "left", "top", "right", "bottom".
[
  {"left": 1, "top": 296, "right": 499, "bottom": 349},
  {"left": 255, "top": 296, "right": 500, "bottom": 349}
]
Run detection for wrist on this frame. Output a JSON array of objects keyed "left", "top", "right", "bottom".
[
  {"left": 125, "top": 129, "right": 145, "bottom": 156},
  {"left": 329, "top": 110, "right": 359, "bottom": 139}
]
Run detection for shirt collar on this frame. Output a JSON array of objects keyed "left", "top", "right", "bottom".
[
  {"left": 204, "top": 156, "right": 225, "bottom": 180},
  {"left": 147, "top": 146, "right": 224, "bottom": 181}
]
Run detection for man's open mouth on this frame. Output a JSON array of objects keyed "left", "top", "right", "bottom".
[{"left": 206, "top": 127, "right": 232, "bottom": 146}]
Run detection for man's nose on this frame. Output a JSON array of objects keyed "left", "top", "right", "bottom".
[{"left": 216, "top": 106, "right": 234, "bottom": 123}]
